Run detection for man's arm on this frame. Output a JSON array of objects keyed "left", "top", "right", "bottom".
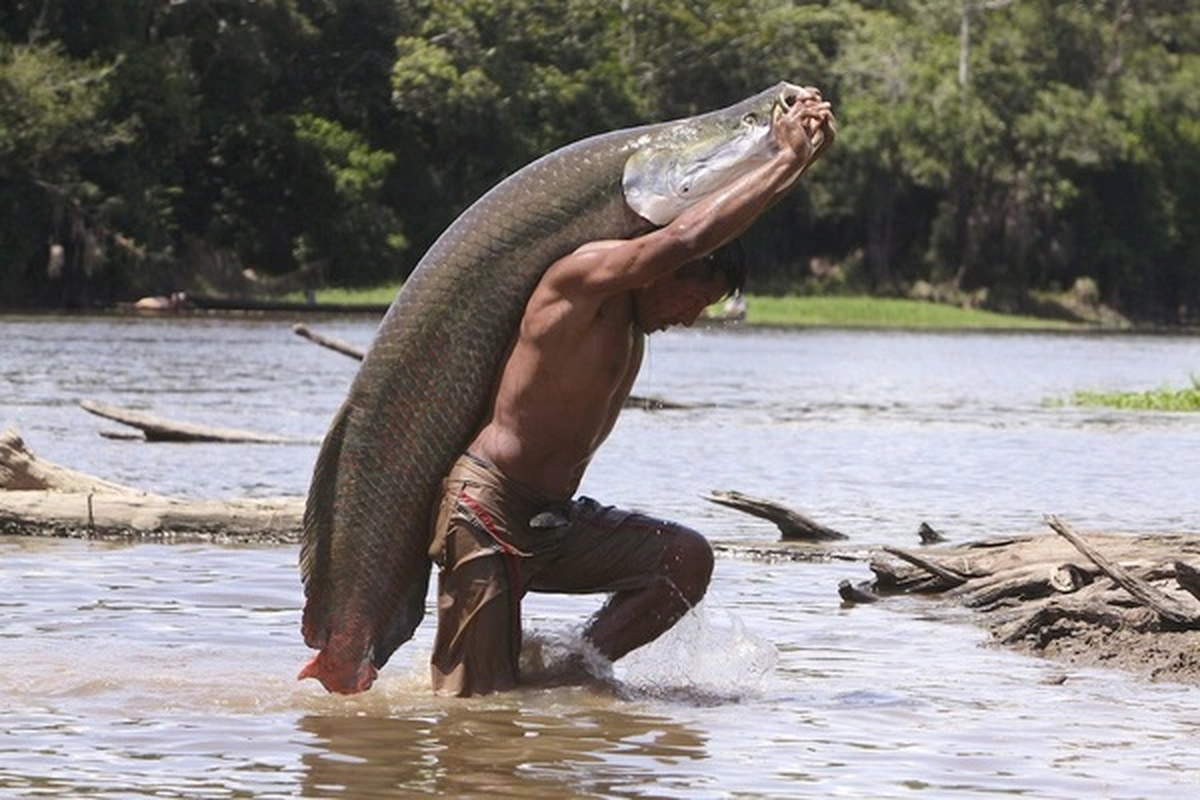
[{"left": 546, "top": 93, "right": 834, "bottom": 298}]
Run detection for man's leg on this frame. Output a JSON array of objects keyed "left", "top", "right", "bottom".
[
  {"left": 430, "top": 538, "right": 524, "bottom": 697},
  {"left": 529, "top": 501, "right": 714, "bottom": 663},
  {"left": 581, "top": 520, "right": 713, "bottom": 660}
]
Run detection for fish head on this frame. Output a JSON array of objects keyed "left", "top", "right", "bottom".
[{"left": 622, "top": 82, "right": 836, "bottom": 226}]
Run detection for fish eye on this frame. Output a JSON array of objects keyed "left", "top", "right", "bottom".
[{"left": 742, "top": 112, "right": 759, "bottom": 126}]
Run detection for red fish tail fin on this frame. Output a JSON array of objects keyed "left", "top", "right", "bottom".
[{"left": 298, "top": 649, "right": 378, "bottom": 695}]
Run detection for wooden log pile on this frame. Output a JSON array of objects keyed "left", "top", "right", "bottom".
[
  {"left": 840, "top": 515, "right": 1200, "bottom": 684},
  {"left": 704, "top": 491, "right": 1200, "bottom": 684}
]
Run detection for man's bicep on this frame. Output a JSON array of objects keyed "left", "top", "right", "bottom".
[{"left": 553, "top": 233, "right": 686, "bottom": 294}]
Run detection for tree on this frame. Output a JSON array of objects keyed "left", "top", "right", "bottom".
[
  {"left": 389, "top": 0, "right": 646, "bottom": 255},
  {"left": 0, "top": 42, "right": 132, "bottom": 306}
]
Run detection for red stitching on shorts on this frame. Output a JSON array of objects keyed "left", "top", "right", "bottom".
[{"left": 457, "top": 491, "right": 530, "bottom": 557}]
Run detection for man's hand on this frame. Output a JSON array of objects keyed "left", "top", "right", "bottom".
[{"left": 773, "top": 87, "right": 835, "bottom": 163}]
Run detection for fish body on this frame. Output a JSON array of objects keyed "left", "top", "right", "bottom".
[{"left": 299, "top": 82, "right": 830, "bottom": 694}]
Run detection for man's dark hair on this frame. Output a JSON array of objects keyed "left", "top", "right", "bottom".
[{"left": 678, "top": 238, "right": 748, "bottom": 297}]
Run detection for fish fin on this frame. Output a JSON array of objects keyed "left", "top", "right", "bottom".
[
  {"left": 299, "top": 400, "right": 353, "bottom": 649},
  {"left": 298, "top": 647, "right": 378, "bottom": 695}
]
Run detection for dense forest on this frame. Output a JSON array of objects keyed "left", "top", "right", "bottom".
[{"left": 1, "top": 1, "right": 1197, "bottom": 321}]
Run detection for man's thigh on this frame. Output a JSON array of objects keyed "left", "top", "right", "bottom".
[{"left": 528, "top": 498, "right": 678, "bottom": 594}]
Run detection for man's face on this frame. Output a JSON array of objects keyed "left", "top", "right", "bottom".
[{"left": 635, "top": 271, "right": 730, "bottom": 333}]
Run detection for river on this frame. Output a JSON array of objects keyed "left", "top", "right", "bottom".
[{"left": 2, "top": 314, "right": 1199, "bottom": 798}]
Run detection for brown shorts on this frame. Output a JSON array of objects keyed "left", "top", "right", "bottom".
[{"left": 427, "top": 452, "right": 672, "bottom": 696}]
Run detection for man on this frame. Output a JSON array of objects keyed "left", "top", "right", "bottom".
[{"left": 428, "top": 89, "right": 834, "bottom": 696}]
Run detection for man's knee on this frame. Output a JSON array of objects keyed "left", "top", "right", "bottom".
[{"left": 660, "top": 526, "right": 714, "bottom": 606}]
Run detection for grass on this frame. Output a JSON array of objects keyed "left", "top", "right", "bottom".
[
  {"left": 302, "top": 285, "right": 401, "bottom": 306},
  {"left": 300, "top": 285, "right": 1079, "bottom": 331},
  {"left": 742, "top": 294, "right": 1074, "bottom": 330},
  {"left": 1063, "top": 377, "right": 1200, "bottom": 412},
  {"left": 303, "top": 284, "right": 1200, "bottom": 415}
]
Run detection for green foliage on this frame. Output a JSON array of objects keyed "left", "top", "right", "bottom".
[
  {"left": 391, "top": 0, "right": 645, "bottom": 220},
  {"left": 291, "top": 112, "right": 406, "bottom": 283},
  {"left": 0, "top": 42, "right": 132, "bottom": 305},
  {"left": 746, "top": 294, "right": 1067, "bottom": 329},
  {"left": 0, "top": 1, "right": 1198, "bottom": 316},
  {"left": 0, "top": 43, "right": 128, "bottom": 174},
  {"left": 1065, "top": 377, "right": 1200, "bottom": 412}
]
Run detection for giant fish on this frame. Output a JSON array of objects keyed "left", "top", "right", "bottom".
[{"left": 299, "top": 81, "right": 835, "bottom": 693}]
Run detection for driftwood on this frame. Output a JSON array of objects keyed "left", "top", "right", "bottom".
[
  {"left": 1175, "top": 561, "right": 1200, "bottom": 603},
  {"left": 917, "top": 521, "right": 947, "bottom": 544},
  {"left": 1, "top": 427, "right": 142, "bottom": 495},
  {"left": 1046, "top": 514, "right": 1200, "bottom": 627},
  {"left": 80, "top": 400, "right": 305, "bottom": 444},
  {"left": 704, "top": 489, "right": 848, "bottom": 541},
  {"left": 0, "top": 428, "right": 302, "bottom": 542},
  {"left": 293, "top": 323, "right": 366, "bottom": 361}
]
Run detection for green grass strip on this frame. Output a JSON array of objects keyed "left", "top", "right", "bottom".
[
  {"left": 1067, "top": 377, "right": 1200, "bottom": 412},
  {"left": 296, "top": 287, "right": 1078, "bottom": 331},
  {"left": 744, "top": 295, "right": 1071, "bottom": 330}
]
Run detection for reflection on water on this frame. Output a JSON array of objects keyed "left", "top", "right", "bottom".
[
  {"left": 3, "top": 316, "right": 1200, "bottom": 797},
  {"left": 298, "top": 704, "right": 708, "bottom": 798}
]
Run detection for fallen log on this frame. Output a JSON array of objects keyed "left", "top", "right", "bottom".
[
  {"left": 0, "top": 428, "right": 302, "bottom": 543},
  {"left": 704, "top": 489, "right": 848, "bottom": 541},
  {"left": 880, "top": 545, "right": 971, "bottom": 589},
  {"left": 1047, "top": 515, "right": 1200, "bottom": 627},
  {"left": 80, "top": 400, "right": 306, "bottom": 444},
  {"left": 0, "top": 490, "right": 303, "bottom": 543},
  {"left": 1175, "top": 561, "right": 1200, "bottom": 603},
  {"left": 1, "top": 427, "right": 141, "bottom": 494},
  {"left": 292, "top": 323, "right": 366, "bottom": 361}
]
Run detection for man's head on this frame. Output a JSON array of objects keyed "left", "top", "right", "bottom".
[
  {"left": 679, "top": 239, "right": 747, "bottom": 297},
  {"left": 634, "top": 239, "right": 747, "bottom": 333}
]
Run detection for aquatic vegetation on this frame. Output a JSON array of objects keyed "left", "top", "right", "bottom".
[{"left": 1066, "top": 376, "right": 1200, "bottom": 412}]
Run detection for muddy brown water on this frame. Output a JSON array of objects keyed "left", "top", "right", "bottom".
[{"left": 3, "top": 314, "right": 1200, "bottom": 797}]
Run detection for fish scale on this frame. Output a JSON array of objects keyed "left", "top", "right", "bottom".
[{"left": 298, "top": 81, "right": 823, "bottom": 694}]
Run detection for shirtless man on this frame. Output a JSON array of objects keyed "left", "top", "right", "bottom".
[{"left": 428, "top": 89, "right": 835, "bottom": 696}]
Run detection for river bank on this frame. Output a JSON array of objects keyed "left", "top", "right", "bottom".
[{"left": 277, "top": 288, "right": 1097, "bottom": 330}]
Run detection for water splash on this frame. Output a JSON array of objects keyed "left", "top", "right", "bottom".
[
  {"left": 518, "top": 604, "right": 777, "bottom": 704},
  {"left": 617, "top": 605, "right": 779, "bottom": 703}
]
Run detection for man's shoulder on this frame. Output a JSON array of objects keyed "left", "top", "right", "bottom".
[{"left": 537, "top": 237, "right": 637, "bottom": 297}]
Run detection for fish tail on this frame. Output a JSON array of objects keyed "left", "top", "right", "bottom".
[{"left": 298, "top": 648, "right": 379, "bottom": 695}]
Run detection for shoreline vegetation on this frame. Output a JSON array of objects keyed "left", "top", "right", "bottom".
[
  {"left": 741, "top": 295, "right": 1076, "bottom": 331},
  {"left": 1058, "top": 377, "right": 1200, "bottom": 413},
  {"left": 275, "top": 287, "right": 1107, "bottom": 331},
  {"left": 282, "top": 288, "right": 1200, "bottom": 413},
  {"left": 15, "top": 289, "right": 1196, "bottom": 413}
]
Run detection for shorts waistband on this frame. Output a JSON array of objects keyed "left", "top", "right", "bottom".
[{"left": 454, "top": 451, "right": 563, "bottom": 510}]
